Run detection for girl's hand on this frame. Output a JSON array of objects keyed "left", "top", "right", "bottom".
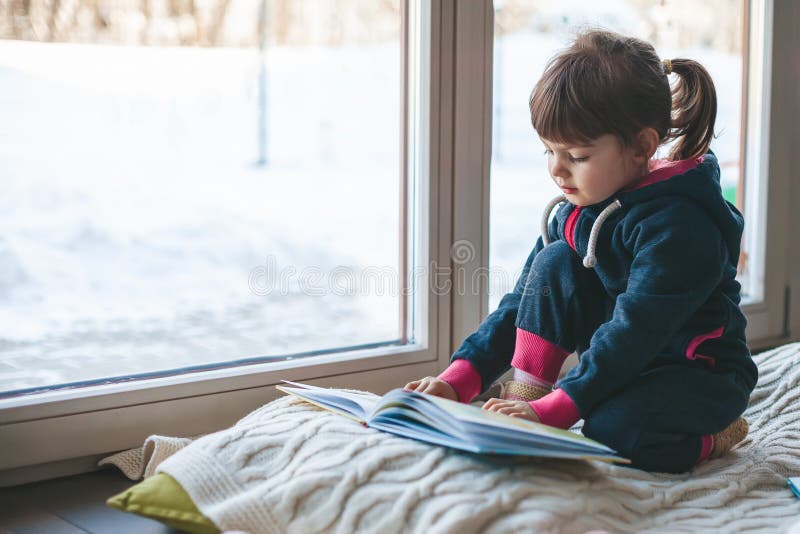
[
  {"left": 403, "top": 376, "right": 458, "bottom": 402},
  {"left": 482, "top": 398, "right": 541, "bottom": 423}
]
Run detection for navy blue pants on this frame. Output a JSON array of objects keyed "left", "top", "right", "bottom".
[{"left": 514, "top": 241, "right": 749, "bottom": 473}]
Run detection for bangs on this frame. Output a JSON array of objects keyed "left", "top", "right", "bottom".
[
  {"left": 529, "top": 55, "right": 619, "bottom": 146},
  {"left": 527, "top": 29, "right": 678, "bottom": 157}
]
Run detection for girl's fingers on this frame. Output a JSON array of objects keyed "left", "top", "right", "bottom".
[
  {"left": 403, "top": 380, "right": 421, "bottom": 391},
  {"left": 404, "top": 377, "right": 433, "bottom": 391},
  {"left": 405, "top": 380, "right": 426, "bottom": 391},
  {"left": 421, "top": 382, "right": 437, "bottom": 394},
  {"left": 424, "top": 382, "right": 446, "bottom": 396},
  {"left": 480, "top": 399, "right": 537, "bottom": 421},
  {"left": 482, "top": 398, "right": 512, "bottom": 411},
  {"left": 483, "top": 400, "right": 531, "bottom": 418}
]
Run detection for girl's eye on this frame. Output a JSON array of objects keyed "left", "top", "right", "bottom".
[{"left": 542, "top": 149, "right": 588, "bottom": 163}]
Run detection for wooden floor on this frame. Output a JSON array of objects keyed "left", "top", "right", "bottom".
[{"left": 0, "top": 469, "right": 180, "bottom": 533}]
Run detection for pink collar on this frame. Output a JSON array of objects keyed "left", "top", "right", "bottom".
[{"left": 621, "top": 155, "right": 705, "bottom": 192}]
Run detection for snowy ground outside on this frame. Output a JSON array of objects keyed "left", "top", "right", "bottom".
[{"left": 0, "top": 29, "right": 742, "bottom": 393}]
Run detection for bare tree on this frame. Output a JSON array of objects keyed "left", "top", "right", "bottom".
[{"left": 205, "top": 0, "right": 229, "bottom": 45}]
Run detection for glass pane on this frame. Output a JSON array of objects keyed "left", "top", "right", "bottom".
[
  {"left": 0, "top": 0, "right": 405, "bottom": 395},
  {"left": 490, "top": 0, "right": 747, "bottom": 311}
]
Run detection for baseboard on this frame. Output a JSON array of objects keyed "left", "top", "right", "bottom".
[{"left": 0, "top": 454, "right": 108, "bottom": 488}]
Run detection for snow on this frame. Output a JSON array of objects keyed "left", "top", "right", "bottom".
[
  {"left": 0, "top": 26, "right": 743, "bottom": 392},
  {"left": 0, "top": 40, "right": 402, "bottom": 392}
]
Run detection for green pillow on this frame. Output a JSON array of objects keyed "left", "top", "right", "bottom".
[{"left": 107, "top": 472, "right": 219, "bottom": 534}]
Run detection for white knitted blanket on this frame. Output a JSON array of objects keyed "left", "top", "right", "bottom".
[{"left": 103, "top": 343, "right": 800, "bottom": 533}]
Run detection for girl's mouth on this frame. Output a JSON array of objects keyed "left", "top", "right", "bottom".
[{"left": 560, "top": 187, "right": 577, "bottom": 194}]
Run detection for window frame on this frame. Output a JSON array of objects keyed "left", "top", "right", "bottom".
[{"left": 738, "top": 0, "right": 796, "bottom": 350}]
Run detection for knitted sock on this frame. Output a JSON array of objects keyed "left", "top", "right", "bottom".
[
  {"left": 709, "top": 417, "right": 749, "bottom": 459},
  {"left": 502, "top": 379, "right": 552, "bottom": 402},
  {"left": 695, "top": 417, "right": 749, "bottom": 465}
]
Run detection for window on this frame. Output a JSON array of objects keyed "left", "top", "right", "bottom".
[
  {"left": 0, "top": 0, "right": 466, "bottom": 483},
  {"left": 0, "top": 1, "right": 415, "bottom": 396}
]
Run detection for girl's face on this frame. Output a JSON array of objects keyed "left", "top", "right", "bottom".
[{"left": 540, "top": 133, "right": 646, "bottom": 207}]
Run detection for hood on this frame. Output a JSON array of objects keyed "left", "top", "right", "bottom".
[{"left": 540, "top": 150, "right": 745, "bottom": 269}]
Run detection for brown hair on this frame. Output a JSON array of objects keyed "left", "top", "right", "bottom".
[{"left": 529, "top": 29, "right": 717, "bottom": 161}]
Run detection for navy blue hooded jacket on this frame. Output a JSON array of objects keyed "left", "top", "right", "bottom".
[{"left": 449, "top": 150, "right": 759, "bottom": 418}]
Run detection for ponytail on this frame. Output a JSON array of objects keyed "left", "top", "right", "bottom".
[{"left": 664, "top": 58, "right": 717, "bottom": 161}]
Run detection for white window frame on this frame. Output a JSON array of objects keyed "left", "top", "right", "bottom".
[
  {"left": 0, "top": 0, "right": 497, "bottom": 486},
  {"left": 739, "top": 0, "right": 797, "bottom": 350}
]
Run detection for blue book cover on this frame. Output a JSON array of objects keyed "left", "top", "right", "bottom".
[{"left": 788, "top": 477, "right": 800, "bottom": 499}]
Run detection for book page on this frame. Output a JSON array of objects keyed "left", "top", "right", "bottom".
[
  {"left": 375, "top": 388, "right": 614, "bottom": 452},
  {"left": 369, "top": 405, "right": 625, "bottom": 461},
  {"left": 276, "top": 381, "right": 380, "bottom": 423}
]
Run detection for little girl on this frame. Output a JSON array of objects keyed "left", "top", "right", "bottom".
[{"left": 404, "top": 29, "right": 758, "bottom": 474}]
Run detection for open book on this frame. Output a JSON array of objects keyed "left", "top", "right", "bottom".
[{"left": 276, "top": 381, "right": 630, "bottom": 464}]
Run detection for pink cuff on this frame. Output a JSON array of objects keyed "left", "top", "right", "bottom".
[
  {"left": 510, "top": 329, "right": 570, "bottom": 384},
  {"left": 438, "top": 359, "right": 482, "bottom": 403},
  {"left": 529, "top": 388, "right": 582, "bottom": 429},
  {"left": 696, "top": 434, "right": 714, "bottom": 465}
]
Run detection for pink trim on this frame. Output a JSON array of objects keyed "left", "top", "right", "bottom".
[
  {"left": 529, "top": 388, "right": 581, "bottom": 429},
  {"left": 510, "top": 329, "right": 571, "bottom": 384},
  {"left": 564, "top": 206, "right": 582, "bottom": 252},
  {"left": 696, "top": 434, "right": 714, "bottom": 464},
  {"left": 621, "top": 155, "right": 704, "bottom": 192},
  {"left": 438, "top": 359, "right": 482, "bottom": 404},
  {"left": 685, "top": 326, "right": 724, "bottom": 368}
]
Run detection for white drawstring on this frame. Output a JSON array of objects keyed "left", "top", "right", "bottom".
[
  {"left": 541, "top": 194, "right": 567, "bottom": 246},
  {"left": 583, "top": 199, "right": 623, "bottom": 268},
  {"left": 538, "top": 194, "right": 624, "bottom": 269}
]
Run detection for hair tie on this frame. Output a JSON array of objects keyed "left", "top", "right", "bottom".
[{"left": 662, "top": 58, "right": 673, "bottom": 75}]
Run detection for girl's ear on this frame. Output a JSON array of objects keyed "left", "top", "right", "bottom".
[{"left": 636, "top": 128, "right": 660, "bottom": 161}]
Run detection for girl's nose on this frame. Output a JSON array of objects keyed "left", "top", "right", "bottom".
[{"left": 550, "top": 159, "right": 569, "bottom": 180}]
